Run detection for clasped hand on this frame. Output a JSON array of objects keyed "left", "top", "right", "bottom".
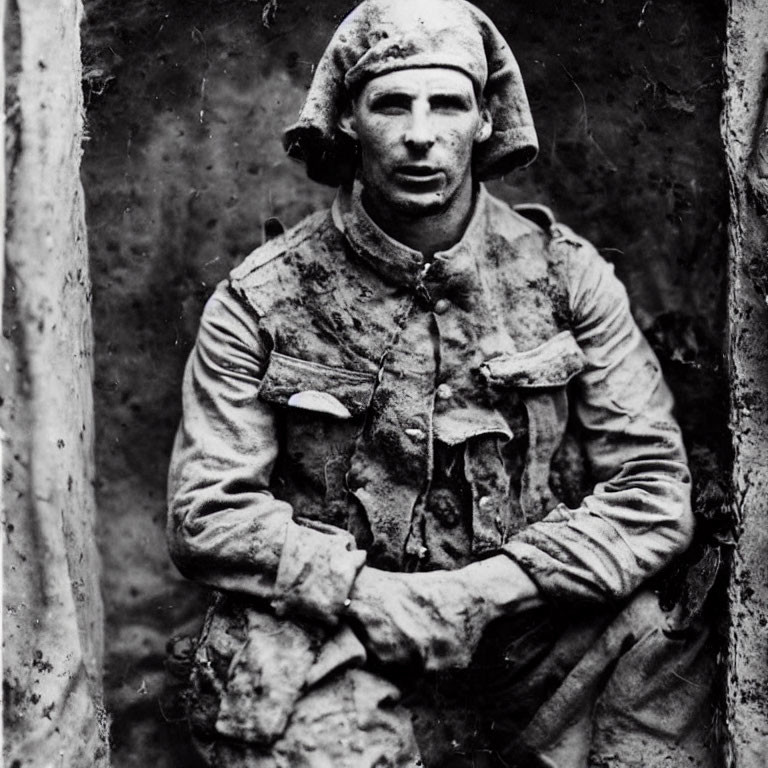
[{"left": 343, "top": 556, "right": 541, "bottom": 671}]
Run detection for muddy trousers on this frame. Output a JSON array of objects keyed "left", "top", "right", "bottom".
[{"left": 191, "top": 592, "right": 716, "bottom": 768}]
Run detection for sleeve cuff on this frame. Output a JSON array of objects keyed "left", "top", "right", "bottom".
[
  {"left": 271, "top": 519, "right": 366, "bottom": 625},
  {"left": 503, "top": 538, "right": 609, "bottom": 604}
]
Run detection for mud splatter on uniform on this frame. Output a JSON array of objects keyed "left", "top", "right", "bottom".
[{"left": 167, "top": 185, "right": 714, "bottom": 767}]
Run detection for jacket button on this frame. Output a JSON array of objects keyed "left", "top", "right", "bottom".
[
  {"left": 435, "top": 383, "right": 453, "bottom": 400},
  {"left": 433, "top": 298, "right": 451, "bottom": 314}
]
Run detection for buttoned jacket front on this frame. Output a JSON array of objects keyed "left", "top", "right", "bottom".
[{"left": 168, "top": 185, "right": 693, "bottom": 630}]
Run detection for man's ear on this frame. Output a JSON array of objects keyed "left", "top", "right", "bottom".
[
  {"left": 475, "top": 108, "right": 492, "bottom": 144},
  {"left": 338, "top": 107, "right": 358, "bottom": 141}
]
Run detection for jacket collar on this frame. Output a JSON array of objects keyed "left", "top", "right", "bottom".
[{"left": 332, "top": 181, "right": 489, "bottom": 294}]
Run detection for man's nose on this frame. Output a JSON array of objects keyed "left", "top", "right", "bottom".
[{"left": 403, "top": 108, "right": 436, "bottom": 150}]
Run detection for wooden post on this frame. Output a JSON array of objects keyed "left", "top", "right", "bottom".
[
  {"left": 1, "top": 0, "right": 108, "bottom": 765},
  {"left": 723, "top": 1, "right": 768, "bottom": 765}
]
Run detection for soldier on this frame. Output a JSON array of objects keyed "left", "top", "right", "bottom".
[{"left": 167, "top": 1, "right": 714, "bottom": 765}]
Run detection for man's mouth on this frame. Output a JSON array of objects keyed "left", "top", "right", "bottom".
[{"left": 394, "top": 165, "right": 443, "bottom": 183}]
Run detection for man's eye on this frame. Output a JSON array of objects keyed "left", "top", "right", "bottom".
[
  {"left": 369, "top": 94, "right": 411, "bottom": 113},
  {"left": 430, "top": 95, "right": 471, "bottom": 112}
]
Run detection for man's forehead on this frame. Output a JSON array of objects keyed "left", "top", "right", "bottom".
[{"left": 362, "top": 67, "right": 477, "bottom": 97}]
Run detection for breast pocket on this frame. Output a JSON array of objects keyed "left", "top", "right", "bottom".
[
  {"left": 480, "top": 331, "right": 588, "bottom": 521},
  {"left": 257, "top": 352, "right": 378, "bottom": 525},
  {"left": 480, "top": 330, "right": 587, "bottom": 390},
  {"left": 258, "top": 351, "right": 377, "bottom": 418}
]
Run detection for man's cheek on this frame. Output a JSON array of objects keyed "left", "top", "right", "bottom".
[{"left": 445, "top": 131, "right": 470, "bottom": 153}]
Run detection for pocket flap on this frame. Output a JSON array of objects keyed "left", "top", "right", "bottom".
[
  {"left": 480, "top": 331, "right": 587, "bottom": 389},
  {"left": 259, "top": 352, "right": 376, "bottom": 418},
  {"left": 215, "top": 610, "right": 317, "bottom": 744},
  {"left": 433, "top": 405, "right": 513, "bottom": 446}
]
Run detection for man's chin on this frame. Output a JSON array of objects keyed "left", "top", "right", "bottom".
[{"left": 387, "top": 191, "right": 450, "bottom": 219}]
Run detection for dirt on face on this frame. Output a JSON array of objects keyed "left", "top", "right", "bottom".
[{"left": 80, "top": 1, "right": 728, "bottom": 765}]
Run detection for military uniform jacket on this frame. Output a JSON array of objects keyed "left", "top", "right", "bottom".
[{"left": 168, "top": 184, "right": 693, "bottom": 629}]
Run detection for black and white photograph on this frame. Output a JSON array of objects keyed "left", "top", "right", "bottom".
[{"left": 2, "top": 1, "right": 766, "bottom": 767}]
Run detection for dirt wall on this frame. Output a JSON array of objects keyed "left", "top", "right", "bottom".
[
  {"left": 2, "top": 0, "right": 107, "bottom": 765},
  {"left": 80, "top": 1, "right": 729, "bottom": 765},
  {"left": 722, "top": 0, "right": 768, "bottom": 765}
]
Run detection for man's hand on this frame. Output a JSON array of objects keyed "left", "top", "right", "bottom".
[{"left": 344, "top": 555, "right": 542, "bottom": 671}]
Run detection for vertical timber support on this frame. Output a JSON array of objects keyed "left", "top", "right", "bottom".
[
  {"left": 1, "top": 0, "right": 108, "bottom": 765},
  {"left": 723, "top": 1, "right": 768, "bottom": 766}
]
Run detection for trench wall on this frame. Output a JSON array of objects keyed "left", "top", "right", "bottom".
[
  {"left": 723, "top": 0, "right": 768, "bottom": 765},
  {"left": 2, "top": 0, "right": 107, "bottom": 765}
]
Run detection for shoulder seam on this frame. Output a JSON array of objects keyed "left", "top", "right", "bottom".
[{"left": 229, "top": 210, "right": 330, "bottom": 284}]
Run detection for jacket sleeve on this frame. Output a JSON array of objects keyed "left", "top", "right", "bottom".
[
  {"left": 167, "top": 281, "right": 365, "bottom": 623},
  {"left": 504, "top": 231, "right": 693, "bottom": 603}
]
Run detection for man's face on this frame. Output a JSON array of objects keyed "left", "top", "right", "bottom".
[{"left": 342, "top": 68, "right": 491, "bottom": 218}]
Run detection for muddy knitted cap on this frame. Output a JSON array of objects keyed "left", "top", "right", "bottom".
[{"left": 283, "top": 0, "right": 538, "bottom": 187}]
